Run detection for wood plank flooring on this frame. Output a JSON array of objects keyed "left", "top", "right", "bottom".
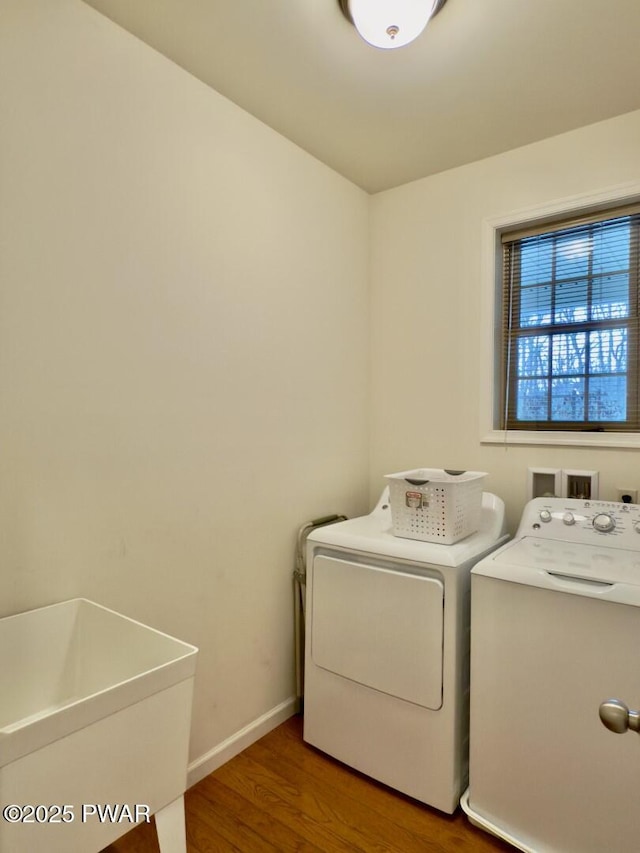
[{"left": 104, "top": 714, "right": 512, "bottom": 853}]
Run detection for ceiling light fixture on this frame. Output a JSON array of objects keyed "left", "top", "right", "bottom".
[{"left": 338, "top": 0, "right": 448, "bottom": 50}]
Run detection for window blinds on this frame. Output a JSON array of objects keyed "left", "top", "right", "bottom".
[{"left": 500, "top": 206, "right": 640, "bottom": 431}]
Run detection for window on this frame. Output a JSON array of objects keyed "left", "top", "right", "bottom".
[{"left": 500, "top": 206, "right": 640, "bottom": 432}]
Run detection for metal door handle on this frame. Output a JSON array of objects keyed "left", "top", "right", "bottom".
[{"left": 599, "top": 699, "right": 640, "bottom": 734}]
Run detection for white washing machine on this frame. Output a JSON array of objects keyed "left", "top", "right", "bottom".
[
  {"left": 463, "top": 497, "right": 640, "bottom": 852},
  {"left": 303, "top": 487, "right": 507, "bottom": 813}
]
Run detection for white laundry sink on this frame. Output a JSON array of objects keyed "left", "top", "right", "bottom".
[{"left": 0, "top": 598, "right": 198, "bottom": 853}]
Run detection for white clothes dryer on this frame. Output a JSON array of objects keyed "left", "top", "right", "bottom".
[
  {"left": 303, "top": 487, "right": 507, "bottom": 813},
  {"left": 463, "top": 497, "right": 640, "bottom": 852}
]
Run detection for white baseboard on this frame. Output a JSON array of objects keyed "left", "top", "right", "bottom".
[{"left": 186, "top": 695, "right": 298, "bottom": 788}]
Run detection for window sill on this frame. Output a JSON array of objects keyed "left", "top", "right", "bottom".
[{"left": 481, "top": 430, "right": 640, "bottom": 449}]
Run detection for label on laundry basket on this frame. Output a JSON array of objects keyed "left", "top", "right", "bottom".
[{"left": 405, "top": 491, "right": 427, "bottom": 509}]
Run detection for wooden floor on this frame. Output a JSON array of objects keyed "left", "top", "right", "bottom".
[{"left": 104, "top": 714, "right": 512, "bottom": 853}]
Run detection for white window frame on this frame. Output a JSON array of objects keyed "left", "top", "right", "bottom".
[{"left": 480, "top": 180, "right": 640, "bottom": 449}]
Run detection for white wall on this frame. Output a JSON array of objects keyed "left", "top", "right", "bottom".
[
  {"left": 0, "top": 0, "right": 369, "bottom": 772},
  {"left": 370, "top": 110, "right": 640, "bottom": 531}
]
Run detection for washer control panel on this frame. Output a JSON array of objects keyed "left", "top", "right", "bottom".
[{"left": 520, "top": 497, "right": 640, "bottom": 548}]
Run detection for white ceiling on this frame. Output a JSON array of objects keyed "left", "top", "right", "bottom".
[{"left": 82, "top": 0, "right": 640, "bottom": 194}]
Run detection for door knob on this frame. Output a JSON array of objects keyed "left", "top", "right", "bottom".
[{"left": 599, "top": 699, "right": 640, "bottom": 734}]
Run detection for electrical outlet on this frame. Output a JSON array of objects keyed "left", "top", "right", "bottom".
[{"left": 616, "top": 488, "right": 638, "bottom": 504}]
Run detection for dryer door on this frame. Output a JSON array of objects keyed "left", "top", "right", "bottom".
[{"left": 310, "top": 554, "right": 444, "bottom": 709}]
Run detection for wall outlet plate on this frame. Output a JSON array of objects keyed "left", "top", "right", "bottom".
[{"left": 616, "top": 488, "right": 638, "bottom": 504}]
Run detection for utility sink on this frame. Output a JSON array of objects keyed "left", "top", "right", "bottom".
[{"left": 0, "top": 598, "right": 198, "bottom": 852}]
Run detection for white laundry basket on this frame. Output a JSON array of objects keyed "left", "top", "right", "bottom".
[{"left": 385, "top": 468, "right": 487, "bottom": 544}]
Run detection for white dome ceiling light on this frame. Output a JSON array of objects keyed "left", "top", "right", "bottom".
[{"left": 338, "top": 0, "right": 448, "bottom": 50}]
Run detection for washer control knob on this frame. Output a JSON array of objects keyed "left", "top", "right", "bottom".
[
  {"left": 593, "top": 513, "right": 615, "bottom": 533},
  {"left": 562, "top": 512, "right": 575, "bottom": 526},
  {"left": 539, "top": 510, "right": 552, "bottom": 523}
]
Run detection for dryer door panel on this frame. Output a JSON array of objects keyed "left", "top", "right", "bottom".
[{"left": 310, "top": 554, "right": 444, "bottom": 709}]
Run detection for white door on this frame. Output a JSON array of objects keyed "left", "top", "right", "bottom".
[
  {"left": 469, "top": 576, "right": 640, "bottom": 853},
  {"left": 310, "top": 554, "right": 444, "bottom": 709}
]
